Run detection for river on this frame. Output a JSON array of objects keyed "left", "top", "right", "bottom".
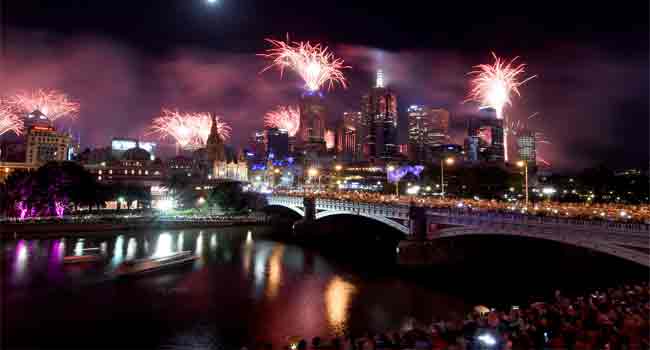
[{"left": 1, "top": 226, "right": 647, "bottom": 349}]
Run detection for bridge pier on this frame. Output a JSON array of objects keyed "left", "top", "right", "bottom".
[{"left": 292, "top": 197, "right": 316, "bottom": 235}]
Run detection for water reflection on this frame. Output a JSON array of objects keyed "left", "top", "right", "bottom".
[
  {"left": 111, "top": 235, "right": 124, "bottom": 267},
  {"left": 154, "top": 233, "right": 173, "bottom": 258},
  {"left": 177, "top": 232, "right": 184, "bottom": 251},
  {"left": 12, "top": 240, "right": 29, "bottom": 284},
  {"left": 74, "top": 239, "right": 84, "bottom": 256},
  {"left": 325, "top": 276, "right": 357, "bottom": 335},
  {"left": 266, "top": 245, "right": 285, "bottom": 299},
  {"left": 126, "top": 238, "right": 137, "bottom": 261},
  {"left": 210, "top": 234, "right": 217, "bottom": 251}
]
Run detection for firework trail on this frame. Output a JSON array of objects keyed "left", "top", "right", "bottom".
[
  {"left": 466, "top": 52, "right": 535, "bottom": 161},
  {"left": 509, "top": 112, "right": 551, "bottom": 166},
  {"left": 324, "top": 129, "right": 335, "bottom": 150},
  {"left": 0, "top": 102, "right": 23, "bottom": 136},
  {"left": 9, "top": 89, "right": 80, "bottom": 122},
  {"left": 260, "top": 38, "right": 349, "bottom": 92},
  {"left": 264, "top": 105, "right": 300, "bottom": 137},
  {"left": 150, "top": 110, "right": 231, "bottom": 150}
]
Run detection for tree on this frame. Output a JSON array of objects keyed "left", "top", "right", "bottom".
[{"left": 207, "top": 181, "right": 266, "bottom": 213}]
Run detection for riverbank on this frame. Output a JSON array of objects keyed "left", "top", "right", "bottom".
[{"left": 0, "top": 216, "right": 268, "bottom": 239}]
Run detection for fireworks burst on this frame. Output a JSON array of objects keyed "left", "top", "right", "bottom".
[
  {"left": 466, "top": 53, "right": 535, "bottom": 119},
  {"left": 264, "top": 105, "right": 300, "bottom": 137},
  {"left": 150, "top": 109, "right": 231, "bottom": 150},
  {"left": 466, "top": 53, "right": 535, "bottom": 161},
  {"left": 9, "top": 89, "right": 80, "bottom": 122},
  {"left": 324, "top": 129, "right": 335, "bottom": 150},
  {"left": 260, "top": 38, "right": 349, "bottom": 92},
  {"left": 0, "top": 102, "right": 23, "bottom": 136}
]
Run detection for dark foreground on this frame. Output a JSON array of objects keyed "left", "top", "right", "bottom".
[{"left": 1, "top": 225, "right": 647, "bottom": 350}]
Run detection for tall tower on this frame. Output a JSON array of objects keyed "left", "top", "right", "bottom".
[
  {"left": 206, "top": 113, "right": 226, "bottom": 168},
  {"left": 298, "top": 91, "right": 327, "bottom": 152},
  {"left": 362, "top": 70, "right": 398, "bottom": 162}
]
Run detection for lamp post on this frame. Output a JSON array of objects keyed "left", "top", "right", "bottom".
[
  {"left": 517, "top": 160, "right": 529, "bottom": 207},
  {"left": 441, "top": 157, "right": 454, "bottom": 198},
  {"left": 387, "top": 165, "right": 398, "bottom": 196}
]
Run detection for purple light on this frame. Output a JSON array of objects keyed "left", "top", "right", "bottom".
[
  {"left": 387, "top": 165, "right": 425, "bottom": 183},
  {"left": 54, "top": 201, "right": 65, "bottom": 218},
  {"left": 16, "top": 201, "right": 28, "bottom": 220}
]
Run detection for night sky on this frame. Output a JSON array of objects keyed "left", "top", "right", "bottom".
[{"left": 1, "top": 0, "right": 648, "bottom": 171}]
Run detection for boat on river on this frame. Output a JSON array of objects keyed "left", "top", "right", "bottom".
[{"left": 112, "top": 251, "right": 198, "bottom": 277}]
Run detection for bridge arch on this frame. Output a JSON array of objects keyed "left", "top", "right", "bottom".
[
  {"left": 316, "top": 210, "right": 410, "bottom": 235},
  {"left": 265, "top": 204, "right": 305, "bottom": 218},
  {"left": 434, "top": 227, "right": 649, "bottom": 267}
]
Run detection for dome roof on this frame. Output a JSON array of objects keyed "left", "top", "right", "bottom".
[{"left": 122, "top": 147, "right": 151, "bottom": 161}]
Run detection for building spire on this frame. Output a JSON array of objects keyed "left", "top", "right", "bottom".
[{"left": 376, "top": 69, "right": 384, "bottom": 88}]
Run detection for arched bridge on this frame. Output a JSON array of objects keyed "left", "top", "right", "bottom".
[{"left": 266, "top": 195, "right": 650, "bottom": 267}]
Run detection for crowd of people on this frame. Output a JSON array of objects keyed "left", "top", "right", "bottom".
[
  {"left": 276, "top": 190, "right": 650, "bottom": 225},
  {"left": 246, "top": 282, "right": 649, "bottom": 350}
]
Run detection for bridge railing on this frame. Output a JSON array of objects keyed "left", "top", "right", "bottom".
[
  {"left": 268, "top": 195, "right": 650, "bottom": 234},
  {"left": 427, "top": 207, "right": 650, "bottom": 234}
]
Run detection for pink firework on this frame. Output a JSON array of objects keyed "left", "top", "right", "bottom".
[
  {"left": 9, "top": 89, "right": 80, "bottom": 122},
  {"left": 150, "top": 109, "right": 196, "bottom": 149},
  {"left": 324, "top": 129, "right": 335, "bottom": 150},
  {"left": 191, "top": 112, "right": 232, "bottom": 145},
  {"left": 264, "top": 105, "right": 300, "bottom": 137},
  {"left": 0, "top": 102, "right": 23, "bottom": 136},
  {"left": 150, "top": 109, "right": 230, "bottom": 150},
  {"left": 260, "top": 38, "right": 349, "bottom": 92},
  {"left": 466, "top": 53, "right": 535, "bottom": 119}
]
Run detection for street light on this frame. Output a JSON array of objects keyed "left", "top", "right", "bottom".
[
  {"left": 441, "top": 157, "right": 454, "bottom": 198},
  {"left": 334, "top": 164, "right": 342, "bottom": 172},
  {"left": 517, "top": 160, "right": 529, "bottom": 207}
]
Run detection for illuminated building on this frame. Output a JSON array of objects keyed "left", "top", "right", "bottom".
[
  {"left": 467, "top": 107, "right": 504, "bottom": 162},
  {"left": 249, "top": 131, "right": 267, "bottom": 163},
  {"left": 111, "top": 138, "right": 157, "bottom": 159},
  {"left": 428, "top": 108, "right": 450, "bottom": 146},
  {"left": 407, "top": 105, "right": 428, "bottom": 161},
  {"left": 266, "top": 127, "right": 289, "bottom": 160},
  {"left": 362, "top": 70, "right": 398, "bottom": 162},
  {"left": 23, "top": 110, "right": 53, "bottom": 130},
  {"left": 517, "top": 129, "right": 536, "bottom": 164},
  {"left": 407, "top": 106, "right": 451, "bottom": 161},
  {"left": 335, "top": 119, "right": 356, "bottom": 162},
  {"left": 25, "top": 125, "right": 73, "bottom": 165},
  {"left": 298, "top": 91, "right": 327, "bottom": 152},
  {"left": 206, "top": 114, "right": 248, "bottom": 181},
  {"left": 343, "top": 111, "right": 363, "bottom": 159}
]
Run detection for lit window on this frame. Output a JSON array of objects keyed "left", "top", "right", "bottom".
[
  {"left": 98, "top": 176, "right": 102, "bottom": 181},
  {"left": 109, "top": 170, "right": 113, "bottom": 174},
  {"left": 98, "top": 170, "right": 103, "bottom": 175},
  {"left": 145, "top": 170, "right": 149, "bottom": 175},
  {"left": 124, "top": 170, "right": 128, "bottom": 175}
]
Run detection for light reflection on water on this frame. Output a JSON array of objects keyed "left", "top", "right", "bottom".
[{"left": 1, "top": 228, "right": 449, "bottom": 350}]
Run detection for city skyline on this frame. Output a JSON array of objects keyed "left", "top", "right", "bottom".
[{"left": 0, "top": 1, "right": 648, "bottom": 171}]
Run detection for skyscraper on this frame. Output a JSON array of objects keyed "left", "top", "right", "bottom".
[
  {"left": 335, "top": 119, "right": 357, "bottom": 162},
  {"left": 428, "top": 108, "right": 450, "bottom": 146},
  {"left": 407, "top": 105, "right": 428, "bottom": 162},
  {"left": 298, "top": 91, "right": 326, "bottom": 152},
  {"left": 343, "top": 111, "right": 363, "bottom": 159},
  {"left": 362, "top": 70, "right": 398, "bottom": 162},
  {"left": 266, "top": 127, "right": 289, "bottom": 160},
  {"left": 407, "top": 106, "right": 451, "bottom": 162},
  {"left": 517, "top": 129, "right": 536, "bottom": 164},
  {"left": 467, "top": 107, "right": 504, "bottom": 162}
]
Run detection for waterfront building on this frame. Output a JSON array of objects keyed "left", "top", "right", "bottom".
[{"left": 25, "top": 124, "right": 73, "bottom": 165}]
